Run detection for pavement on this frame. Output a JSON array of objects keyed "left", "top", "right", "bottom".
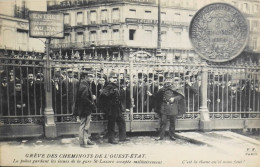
[{"left": 0, "top": 131, "right": 259, "bottom": 167}]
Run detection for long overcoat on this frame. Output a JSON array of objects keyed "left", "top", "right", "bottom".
[
  {"left": 154, "top": 85, "right": 186, "bottom": 116},
  {"left": 74, "top": 80, "right": 96, "bottom": 117},
  {"left": 98, "top": 82, "right": 124, "bottom": 117}
]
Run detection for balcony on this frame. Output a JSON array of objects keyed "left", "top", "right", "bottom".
[{"left": 50, "top": 40, "right": 126, "bottom": 49}]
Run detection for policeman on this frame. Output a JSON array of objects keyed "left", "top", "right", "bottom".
[
  {"left": 154, "top": 75, "right": 185, "bottom": 140},
  {"left": 98, "top": 71, "right": 130, "bottom": 144}
]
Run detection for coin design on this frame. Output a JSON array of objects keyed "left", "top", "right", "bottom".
[{"left": 189, "top": 3, "right": 248, "bottom": 62}]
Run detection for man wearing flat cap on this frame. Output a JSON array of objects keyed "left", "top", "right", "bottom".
[
  {"left": 73, "top": 71, "right": 96, "bottom": 147},
  {"left": 98, "top": 70, "right": 130, "bottom": 144},
  {"left": 154, "top": 74, "right": 185, "bottom": 140}
]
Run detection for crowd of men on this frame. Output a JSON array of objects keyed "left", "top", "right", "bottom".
[
  {"left": 1, "top": 68, "right": 259, "bottom": 118},
  {"left": 0, "top": 69, "right": 45, "bottom": 116}
]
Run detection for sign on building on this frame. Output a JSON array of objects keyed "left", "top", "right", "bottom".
[{"left": 29, "top": 11, "right": 64, "bottom": 38}]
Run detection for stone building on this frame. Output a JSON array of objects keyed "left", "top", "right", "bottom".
[
  {"left": 47, "top": 0, "right": 260, "bottom": 61},
  {"left": 0, "top": 0, "right": 47, "bottom": 53}
]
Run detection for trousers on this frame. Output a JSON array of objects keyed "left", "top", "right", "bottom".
[
  {"left": 107, "top": 114, "right": 126, "bottom": 142},
  {"left": 159, "top": 114, "right": 176, "bottom": 139},
  {"left": 79, "top": 115, "right": 91, "bottom": 145}
]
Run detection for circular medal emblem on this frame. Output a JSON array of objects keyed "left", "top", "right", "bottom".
[{"left": 189, "top": 3, "right": 248, "bottom": 62}]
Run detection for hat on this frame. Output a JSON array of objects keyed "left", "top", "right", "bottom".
[
  {"left": 67, "top": 68, "right": 73, "bottom": 72},
  {"left": 173, "top": 77, "right": 180, "bottom": 82},
  {"left": 55, "top": 68, "right": 61, "bottom": 72},
  {"left": 109, "top": 70, "right": 117, "bottom": 78},
  {"left": 81, "top": 70, "right": 94, "bottom": 77}
]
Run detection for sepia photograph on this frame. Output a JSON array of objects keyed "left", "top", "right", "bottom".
[{"left": 0, "top": 0, "right": 259, "bottom": 166}]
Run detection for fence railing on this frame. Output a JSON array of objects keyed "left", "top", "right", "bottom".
[{"left": 0, "top": 52, "right": 260, "bottom": 129}]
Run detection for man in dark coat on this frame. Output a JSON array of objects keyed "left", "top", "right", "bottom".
[
  {"left": 52, "top": 68, "right": 63, "bottom": 117},
  {"left": 154, "top": 75, "right": 185, "bottom": 140},
  {"left": 74, "top": 71, "right": 96, "bottom": 147},
  {"left": 98, "top": 71, "right": 130, "bottom": 144},
  {"left": 62, "top": 69, "right": 79, "bottom": 114}
]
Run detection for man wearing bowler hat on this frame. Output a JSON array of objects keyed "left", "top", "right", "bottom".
[
  {"left": 154, "top": 74, "right": 185, "bottom": 140},
  {"left": 98, "top": 70, "right": 130, "bottom": 144},
  {"left": 73, "top": 70, "right": 96, "bottom": 147}
]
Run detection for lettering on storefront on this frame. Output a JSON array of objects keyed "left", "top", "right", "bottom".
[
  {"left": 29, "top": 12, "right": 64, "bottom": 38},
  {"left": 49, "top": 0, "right": 155, "bottom": 9},
  {"left": 125, "top": 18, "right": 188, "bottom": 27}
]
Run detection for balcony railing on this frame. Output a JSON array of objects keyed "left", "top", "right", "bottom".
[{"left": 50, "top": 40, "right": 126, "bottom": 49}]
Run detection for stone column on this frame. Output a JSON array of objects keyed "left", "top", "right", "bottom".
[
  {"left": 44, "top": 38, "right": 57, "bottom": 138},
  {"left": 200, "top": 61, "right": 211, "bottom": 131}
]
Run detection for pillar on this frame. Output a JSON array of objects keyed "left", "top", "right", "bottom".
[
  {"left": 44, "top": 38, "right": 57, "bottom": 138},
  {"left": 199, "top": 61, "right": 212, "bottom": 131}
]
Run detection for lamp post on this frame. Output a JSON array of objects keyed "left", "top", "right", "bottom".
[
  {"left": 44, "top": 38, "right": 57, "bottom": 138},
  {"left": 157, "top": 0, "right": 162, "bottom": 57}
]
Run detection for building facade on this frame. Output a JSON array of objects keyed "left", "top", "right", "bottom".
[
  {"left": 0, "top": 0, "right": 47, "bottom": 53},
  {"left": 47, "top": 0, "right": 260, "bottom": 62}
]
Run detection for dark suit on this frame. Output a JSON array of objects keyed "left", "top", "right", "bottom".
[
  {"left": 62, "top": 77, "right": 79, "bottom": 114},
  {"left": 99, "top": 82, "right": 127, "bottom": 142},
  {"left": 52, "top": 78, "right": 62, "bottom": 115},
  {"left": 133, "top": 82, "right": 149, "bottom": 113},
  {"left": 154, "top": 85, "right": 185, "bottom": 139}
]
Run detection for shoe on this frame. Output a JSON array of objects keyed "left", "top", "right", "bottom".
[
  {"left": 108, "top": 140, "right": 119, "bottom": 144},
  {"left": 154, "top": 137, "right": 164, "bottom": 141},
  {"left": 80, "top": 144, "right": 89, "bottom": 148},
  {"left": 87, "top": 140, "right": 95, "bottom": 145},
  {"left": 119, "top": 138, "right": 130, "bottom": 142},
  {"left": 170, "top": 136, "right": 176, "bottom": 141}
]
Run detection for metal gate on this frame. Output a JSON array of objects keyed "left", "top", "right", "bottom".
[{"left": 0, "top": 50, "right": 260, "bottom": 138}]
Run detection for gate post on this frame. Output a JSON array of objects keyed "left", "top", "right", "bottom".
[
  {"left": 129, "top": 54, "right": 134, "bottom": 132},
  {"left": 199, "top": 61, "right": 211, "bottom": 131},
  {"left": 44, "top": 38, "right": 57, "bottom": 138}
]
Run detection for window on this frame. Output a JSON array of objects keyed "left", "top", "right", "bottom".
[
  {"left": 77, "top": 32, "right": 83, "bottom": 43},
  {"left": 144, "top": 10, "right": 152, "bottom": 19},
  {"left": 161, "top": 31, "right": 167, "bottom": 42},
  {"left": 64, "top": 13, "right": 70, "bottom": 25},
  {"left": 77, "top": 12, "right": 83, "bottom": 25},
  {"left": 101, "top": 9, "right": 108, "bottom": 23},
  {"left": 129, "top": 29, "right": 136, "bottom": 40},
  {"left": 101, "top": 30, "right": 108, "bottom": 41},
  {"left": 232, "top": 1, "right": 237, "bottom": 7},
  {"left": 64, "top": 33, "right": 70, "bottom": 43},
  {"left": 90, "top": 11, "right": 97, "bottom": 24},
  {"left": 129, "top": 9, "right": 136, "bottom": 18},
  {"left": 242, "top": 3, "right": 249, "bottom": 12},
  {"left": 112, "top": 8, "right": 119, "bottom": 22},
  {"left": 254, "top": 5, "right": 259, "bottom": 13},
  {"left": 17, "top": 29, "right": 28, "bottom": 44},
  {"left": 252, "top": 20, "right": 258, "bottom": 28},
  {"left": 113, "top": 29, "right": 119, "bottom": 41},
  {"left": 161, "top": 12, "right": 166, "bottom": 20},
  {"left": 90, "top": 31, "right": 96, "bottom": 42},
  {"left": 174, "top": 13, "right": 181, "bottom": 22}
]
